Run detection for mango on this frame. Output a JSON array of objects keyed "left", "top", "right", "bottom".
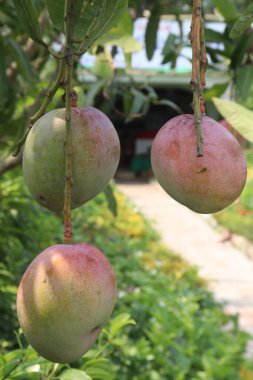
[
  {"left": 17, "top": 243, "right": 117, "bottom": 363},
  {"left": 151, "top": 114, "right": 247, "bottom": 214},
  {"left": 22, "top": 107, "right": 120, "bottom": 212}
]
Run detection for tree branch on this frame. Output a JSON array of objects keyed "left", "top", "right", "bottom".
[{"left": 0, "top": 153, "right": 22, "bottom": 177}]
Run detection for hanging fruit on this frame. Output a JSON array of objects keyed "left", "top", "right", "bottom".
[
  {"left": 12, "top": 0, "right": 127, "bottom": 363},
  {"left": 22, "top": 107, "right": 120, "bottom": 213},
  {"left": 151, "top": 0, "right": 247, "bottom": 214},
  {"left": 17, "top": 243, "right": 117, "bottom": 363}
]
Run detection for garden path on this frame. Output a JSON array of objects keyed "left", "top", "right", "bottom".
[{"left": 117, "top": 180, "right": 253, "bottom": 340}]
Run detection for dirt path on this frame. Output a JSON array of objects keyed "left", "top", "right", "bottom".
[{"left": 118, "top": 181, "right": 253, "bottom": 337}]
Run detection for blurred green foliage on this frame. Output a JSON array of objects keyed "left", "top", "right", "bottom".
[
  {"left": 0, "top": 170, "right": 253, "bottom": 379},
  {"left": 215, "top": 150, "right": 253, "bottom": 242}
]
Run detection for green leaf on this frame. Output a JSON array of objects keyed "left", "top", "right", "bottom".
[
  {"left": 84, "top": 79, "right": 107, "bottom": 107},
  {"left": 125, "top": 87, "right": 149, "bottom": 123},
  {"left": 230, "top": 3, "right": 253, "bottom": 39},
  {"left": 12, "top": 0, "right": 46, "bottom": 46},
  {"left": 213, "top": 97, "right": 253, "bottom": 143},
  {"left": 75, "top": 0, "right": 128, "bottom": 43},
  {"left": 235, "top": 65, "right": 253, "bottom": 105},
  {"left": 145, "top": 6, "right": 160, "bottom": 60},
  {"left": 204, "top": 28, "right": 229, "bottom": 45},
  {"left": 84, "top": 358, "right": 115, "bottom": 380},
  {"left": 46, "top": 0, "right": 128, "bottom": 49},
  {"left": 98, "top": 8, "right": 133, "bottom": 40},
  {"left": 212, "top": 0, "right": 239, "bottom": 22},
  {"left": 103, "top": 183, "right": 118, "bottom": 217},
  {"left": 93, "top": 52, "right": 114, "bottom": 79},
  {"left": 153, "top": 99, "right": 183, "bottom": 115},
  {"left": 60, "top": 369, "right": 92, "bottom": 380},
  {"left": 230, "top": 32, "right": 253, "bottom": 69},
  {"left": 45, "top": 0, "right": 64, "bottom": 32},
  {"left": 73, "top": 86, "right": 86, "bottom": 107},
  {"left": 6, "top": 37, "right": 33, "bottom": 81},
  {"left": 45, "top": 0, "right": 84, "bottom": 33},
  {"left": 204, "top": 82, "right": 229, "bottom": 101},
  {"left": 100, "top": 35, "right": 141, "bottom": 54},
  {"left": 161, "top": 34, "right": 177, "bottom": 64},
  {"left": 109, "top": 313, "right": 135, "bottom": 337}
]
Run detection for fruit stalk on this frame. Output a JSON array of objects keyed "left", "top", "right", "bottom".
[
  {"left": 63, "top": 0, "right": 74, "bottom": 243},
  {"left": 190, "top": 0, "right": 203, "bottom": 157}
]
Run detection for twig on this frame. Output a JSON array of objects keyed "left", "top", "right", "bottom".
[
  {"left": 190, "top": 0, "right": 203, "bottom": 157},
  {"left": 63, "top": 0, "right": 75, "bottom": 244},
  {"left": 13, "top": 59, "right": 65, "bottom": 156},
  {"left": 0, "top": 153, "right": 22, "bottom": 176}
]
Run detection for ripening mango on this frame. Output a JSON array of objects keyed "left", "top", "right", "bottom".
[
  {"left": 17, "top": 243, "right": 117, "bottom": 363},
  {"left": 151, "top": 114, "right": 247, "bottom": 214},
  {"left": 23, "top": 107, "right": 120, "bottom": 212}
]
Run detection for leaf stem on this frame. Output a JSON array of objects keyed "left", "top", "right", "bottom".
[
  {"left": 48, "top": 48, "right": 65, "bottom": 60},
  {"left": 63, "top": 0, "right": 75, "bottom": 244},
  {"left": 13, "top": 59, "right": 65, "bottom": 156},
  {"left": 190, "top": 0, "right": 203, "bottom": 157}
]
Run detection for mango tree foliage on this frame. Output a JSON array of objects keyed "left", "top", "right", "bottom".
[{"left": 213, "top": 98, "right": 253, "bottom": 143}]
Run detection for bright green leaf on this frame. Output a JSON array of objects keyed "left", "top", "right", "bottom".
[
  {"left": 93, "top": 52, "right": 114, "bottom": 79},
  {"left": 12, "top": 0, "right": 46, "bottom": 46},
  {"left": 213, "top": 97, "right": 253, "bottom": 143},
  {"left": 230, "top": 3, "right": 253, "bottom": 39},
  {"left": 84, "top": 358, "right": 115, "bottom": 380},
  {"left": 109, "top": 313, "right": 135, "bottom": 337},
  {"left": 60, "top": 368, "right": 92, "bottom": 380},
  {"left": 100, "top": 35, "right": 141, "bottom": 54}
]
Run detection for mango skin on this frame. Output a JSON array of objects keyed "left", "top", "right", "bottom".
[
  {"left": 151, "top": 114, "right": 247, "bottom": 214},
  {"left": 17, "top": 243, "right": 117, "bottom": 363},
  {"left": 22, "top": 107, "right": 120, "bottom": 212}
]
